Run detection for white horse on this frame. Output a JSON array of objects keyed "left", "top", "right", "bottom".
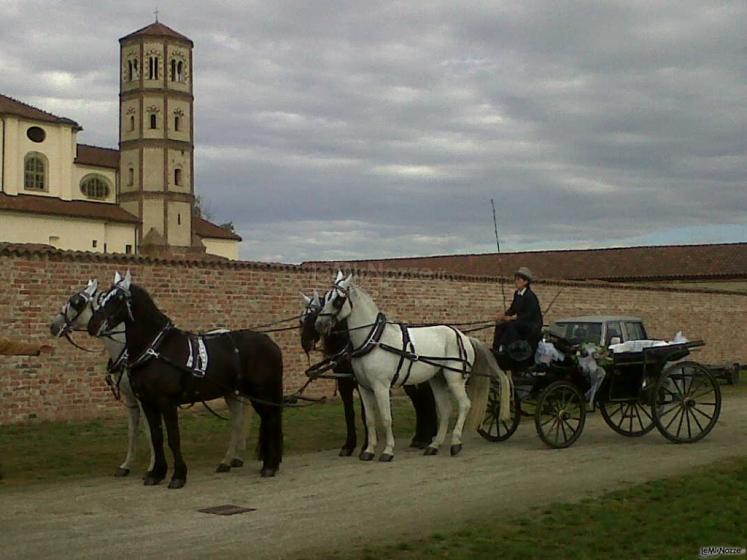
[
  {"left": 49, "top": 279, "right": 253, "bottom": 476},
  {"left": 315, "top": 272, "right": 511, "bottom": 461}
]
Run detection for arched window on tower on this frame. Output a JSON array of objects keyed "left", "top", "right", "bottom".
[
  {"left": 174, "top": 168, "right": 182, "bottom": 186},
  {"left": 174, "top": 115, "right": 181, "bottom": 132},
  {"left": 127, "top": 167, "right": 134, "bottom": 186},
  {"left": 129, "top": 115, "right": 135, "bottom": 131},
  {"left": 150, "top": 113, "right": 157, "bottom": 129},
  {"left": 24, "top": 152, "right": 47, "bottom": 191},
  {"left": 170, "top": 59, "right": 176, "bottom": 81},
  {"left": 128, "top": 60, "right": 134, "bottom": 81},
  {"left": 177, "top": 61, "right": 184, "bottom": 81},
  {"left": 148, "top": 56, "right": 159, "bottom": 80}
]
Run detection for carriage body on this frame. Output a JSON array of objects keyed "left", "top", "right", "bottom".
[{"left": 479, "top": 332, "right": 722, "bottom": 449}]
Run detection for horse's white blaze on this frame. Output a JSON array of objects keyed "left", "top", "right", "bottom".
[{"left": 315, "top": 279, "right": 511, "bottom": 458}]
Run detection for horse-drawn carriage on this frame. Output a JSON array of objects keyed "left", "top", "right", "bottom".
[{"left": 478, "top": 335, "right": 722, "bottom": 448}]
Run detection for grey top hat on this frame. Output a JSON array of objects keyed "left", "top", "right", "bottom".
[{"left": 514, "top": 267, "right": 534, "bottom": 282}]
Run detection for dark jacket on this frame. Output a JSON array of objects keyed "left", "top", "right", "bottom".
[{"left": 505, "top": 287, "right": 543, "bottom": 332}]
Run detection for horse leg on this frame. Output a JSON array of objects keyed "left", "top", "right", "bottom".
[
  {"left": 357, "top": 385, "right": 378, "bottom": 461},
  {"left": 141, "top": 402, "right": 167, "bottom": 486},
  {"left": 232, "top": 401, "right": 253, "bottom": 468},
  {"left": 216, "top": 395, "right": 244, "bottom": 472},
  {"left": 338, "top": 377, "right": 357, "bottom": 456},
  {"left": 425, "top": 375, "right": 452, "bottom": 456},
  {"left": 358, "top": 384, "right": 369, "bottom": 452},
  {"left": 404, "top": 383, "right": 436, "bottom": 449},
  {"left": 445, "top": 374, "right": 471, "bottom": 456},
  {"left": 162, "top": 404, "right": 187, "bottom": 489},
  {"left": 116, "top": 372, "right": 140, "bottom": 477},
  {"left": 374, "top": 384, "right": 395, "bottom": 462},
  {"left": 252, "top": 402, "right": 283, "bottom": 477}
]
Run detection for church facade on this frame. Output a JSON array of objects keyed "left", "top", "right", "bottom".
[{"left": 0, "top": 21, "right": 241, "bottom": 260}]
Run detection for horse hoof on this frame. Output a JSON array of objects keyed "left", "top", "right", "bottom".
[
  {"left": 450, "top": 444, "right": 463, "bottom": 456},
  {"left": 143, "top": 475, "right": 164, "bottom": 486},
  {"left": 168, "top": 478, "right": 186, "bottom": 490},
  {"left": 260, "top": 467, "right": 277, "bottom": 478},
  {"left": 359, "top": 451, "right": 375, "bottom": 462},
  {"left": 410, "top": 439, "right": 430, "bottom": 449},
  {"left": 423, "top": 447, "right": 439, "bottom": 456},
  {"left": 215, "top": 463, "right": 231, "bottom": 473},
  {"left": 230, "top": 459, "right": 244, "bottom": 468},
  {"left": 379, "top": 453, "right": 394, "bottom": 462},
  {"left": 114, "top": 467, "right": 130, "bottom": 478},
  {"left": 339, "top": 447, "right": 355, "bottom": 457}
]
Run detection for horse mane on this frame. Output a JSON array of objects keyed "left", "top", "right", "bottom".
[{"left": 130, "top": 283, "right": 171, "bottom": 328}]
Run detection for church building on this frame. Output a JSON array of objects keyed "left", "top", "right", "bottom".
[{"left": 0, "top": 21, "right": 241, "bottom": 260}]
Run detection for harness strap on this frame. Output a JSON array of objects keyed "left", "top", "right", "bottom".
[{"left": 128, "top": 322, "right": 173, "bottom": 370}]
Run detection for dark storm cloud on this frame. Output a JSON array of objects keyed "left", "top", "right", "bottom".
[{"left": 2, "top": 0, "right": 745, "bottom": 262}]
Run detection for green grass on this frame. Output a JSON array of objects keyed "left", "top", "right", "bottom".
[
  {"left": 0, "top": 398, "right": 415, "bottom": 486},
  {"left": 331, "top": 457, "right": 747, "bottom": 560}
]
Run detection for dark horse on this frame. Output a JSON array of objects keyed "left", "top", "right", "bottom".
[
  {"left": 88, "top": 272, "right": 283, "bottom": 489},
  {"left": 300, "top": 293, "right": 437, "bottom": 456}
]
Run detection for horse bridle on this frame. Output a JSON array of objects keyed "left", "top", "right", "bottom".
[
  {"left": 95, "top": 284, "right": 134, "bottom": 337},
  {"left": 317, "top": 282, "right": 353, "bottom": 321}
]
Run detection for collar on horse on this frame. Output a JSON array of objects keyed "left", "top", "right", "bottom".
[{"left": 128, "top": 321, "right": 173, "bottom": 370}]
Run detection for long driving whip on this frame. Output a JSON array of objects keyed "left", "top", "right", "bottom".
[{"left": 490, "top": 198, "right": 507, "bottom": 310}]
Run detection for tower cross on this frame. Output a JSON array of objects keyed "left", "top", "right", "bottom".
[{"left": 154, "top": 8, "right": 159, "bottom": 22}]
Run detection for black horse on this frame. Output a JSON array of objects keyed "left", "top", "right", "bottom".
[
  {"left": 88, "top": 273, "right": 283, "bottom": 489},
  {"left": 300, "top": 294, "right": 437, "bottom": 456}
]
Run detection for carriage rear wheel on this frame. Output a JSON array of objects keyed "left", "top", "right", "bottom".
[
  {"left": 534, "top": 380, "right": 586, "bottom": 449},
  {"left": 653, "top": 361, "right": 721, "bottom": 444},
  {"left": 599, "top": 400, "right": 655, "bottom": 437},
  {"left": 477, "top": 377, "right": 520, "bottom": 442}
]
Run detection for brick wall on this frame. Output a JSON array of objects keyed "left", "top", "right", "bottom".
[{"left": 1, "top": 248, "right": 746, "bottom": 424}]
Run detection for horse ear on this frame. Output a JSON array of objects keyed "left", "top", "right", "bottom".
[
  {"left": 335, "top": 270, "right": 344, "bottom": 283},
  {"left": 85, "top": 279, "right": 98, "bottom": 295},
  {"left": 121, "top": 270, "right": 132, "bottom": 291},
  {"left": 113, "top": 271, "right": 122, "bottom": 284},
  {"left": 300, "top": 292, "right": 312, "bottom": 304},
  {"left": 313, "top": 290, "right": 321, "bottom": 306},
  {"left": 341, "top": 274, "right": 353, "bottom": 288}
]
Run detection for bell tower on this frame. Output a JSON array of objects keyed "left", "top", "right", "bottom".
[{"left": 118, "top": 21, "right": 199, "bottom": 254}]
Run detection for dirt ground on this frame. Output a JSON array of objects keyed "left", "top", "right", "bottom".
[{"left": 1, "top": 390, "right": 746, "bottom": 560}]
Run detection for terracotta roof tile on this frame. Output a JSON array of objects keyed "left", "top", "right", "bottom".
[
  {"left": 119, "top": 22, "right": 193, "bottom": 45},
  {"left": 310, "top": 243, "right": 747, "bottom": 282},
  {"left": 0, "top": 93, "right": 80, "bottom": 127},
  {"left": 74, "top": 144, "right": 120, "bottom": 169},
  {"left": 0, "top": 193, "right": 139, "bottom": 224},
  {"left": 193, "top": 216, "right": 242, "bottom": 241}
]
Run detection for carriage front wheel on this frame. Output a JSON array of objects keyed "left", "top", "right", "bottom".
[
  {"left": 477, "top": 377, "right": 520, "bottom": 442},
  {"left": 653, "top": 361, "right": 721, "bottom": 444},
  {"left": 599, "top": 400, "right": 656, "bottom": 437},
  {"left": 534, "top": 380, "right": 586, "bottom": 449}
]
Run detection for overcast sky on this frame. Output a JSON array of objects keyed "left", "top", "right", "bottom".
[{"left": 1, "top": 0, "right": 745, "bottom": 262}]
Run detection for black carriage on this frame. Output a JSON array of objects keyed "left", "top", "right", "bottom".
[{"left": 478, "top": 338, "right": 722, "bottom": 449}]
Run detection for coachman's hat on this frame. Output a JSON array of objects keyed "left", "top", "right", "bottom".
[{"left": 514, "top": 267, "right": 534, "bottom": 282}]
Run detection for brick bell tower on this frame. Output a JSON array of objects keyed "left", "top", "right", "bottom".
[{"left": 118, "top": 20, "right": 203, "bottom": 255}]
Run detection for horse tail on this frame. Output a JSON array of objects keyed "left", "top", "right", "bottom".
[{"left": 464, "top": 337, "right": 512, "bottom": 430}]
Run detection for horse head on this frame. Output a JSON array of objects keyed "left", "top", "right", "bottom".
[
  {"left": 299, "top": 290, "right": 323, "bottom": 354},
  {"left": 88, "top": 271, "right": 134, "bottom": 337},
  {"left": 49, "top": 279, "right": 100, "bottom": 337},
  {"left": 315, "top": 270, "right": 353, "bottom": 336}
]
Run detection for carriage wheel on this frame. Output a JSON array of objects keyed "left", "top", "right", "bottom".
[
  {"left": 599, "top": 400, "right": 656, "bottom": 437},
  {"left": 477, "top": 377, "right": 520, "bottom": 442},
  {"left": 653, "top": 361, "right": 721, "bottom": 444},
  {"left": 534, "top": 380, "right": 586, "bottom": 449}
]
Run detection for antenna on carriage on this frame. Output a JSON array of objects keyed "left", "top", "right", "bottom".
[{"left": 490, "top": 198, "right": 507, "bottom": 310}]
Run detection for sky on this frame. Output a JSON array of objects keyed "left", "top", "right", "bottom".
[{"left": 1, "top": 0, "right": 745, "bottom": 262}]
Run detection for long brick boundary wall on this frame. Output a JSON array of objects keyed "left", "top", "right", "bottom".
[{"left": 1, "top": 246, "right": 746, "bottom": 424}]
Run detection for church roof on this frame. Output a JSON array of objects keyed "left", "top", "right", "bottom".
[
  {"left": 75, "top": 144, "right": 120, "bottom": 169},
  {"left": 0, "top": 193, "right": 140, "bottom": 224},
  {"left": 119, "top": 22, "right": 193, "bottom": 45},
  {"left": 193, "top": 216, "right": 242, "bottom": 241},
  {"left": 0, "top": 93, "right": 80, "bottom": 128}
]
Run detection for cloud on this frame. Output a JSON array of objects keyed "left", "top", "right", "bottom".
[{"left": 2, "top": 0, "right": 745, "bottom": 263}]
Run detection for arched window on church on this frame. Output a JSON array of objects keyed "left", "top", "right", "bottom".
[
  {"left": 170, "top": 59, "right": 176, "bottom": 81},
  {"left": 80, "top": 175, "right": 111, "bottom": 200},
  {"left": 150, "top": 113, "right": 157, "bottom": 129},
  {"left": 174, "top": 168, "right": 182, "bottom": 186},
  {"left": 128, "top": 60, "right": 134, "bottom": 81},
  {"left": 148, "top": 56, "right": 159, "bottom": 80},
  {"left": 129, "top": 115, "right": 135, "bottom": 131},
  {"left": 174, "top": 115, "right": 181, "bottom": 132},
  {"left": 24, "top": 152, "right": 47, "bottom": 191},
  {"left": 177, "top": 61, "right": 184, "bottom": 81},
  {"left": 127, "top": 167, "right": 134, "bottom": 186}
]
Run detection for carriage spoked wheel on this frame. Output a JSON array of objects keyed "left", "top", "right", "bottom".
[
  {"left": 477, "top": 377, "right": 520, "bottom": 442},
  {"left": 653, "top": 361, "right": 721, "bottom": 444},
  {"left": 599, "top": 400, "right": 655, "bottom": 437},
  {"left": 534, "top": 380, "right": 586, "bottom": 449}
]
